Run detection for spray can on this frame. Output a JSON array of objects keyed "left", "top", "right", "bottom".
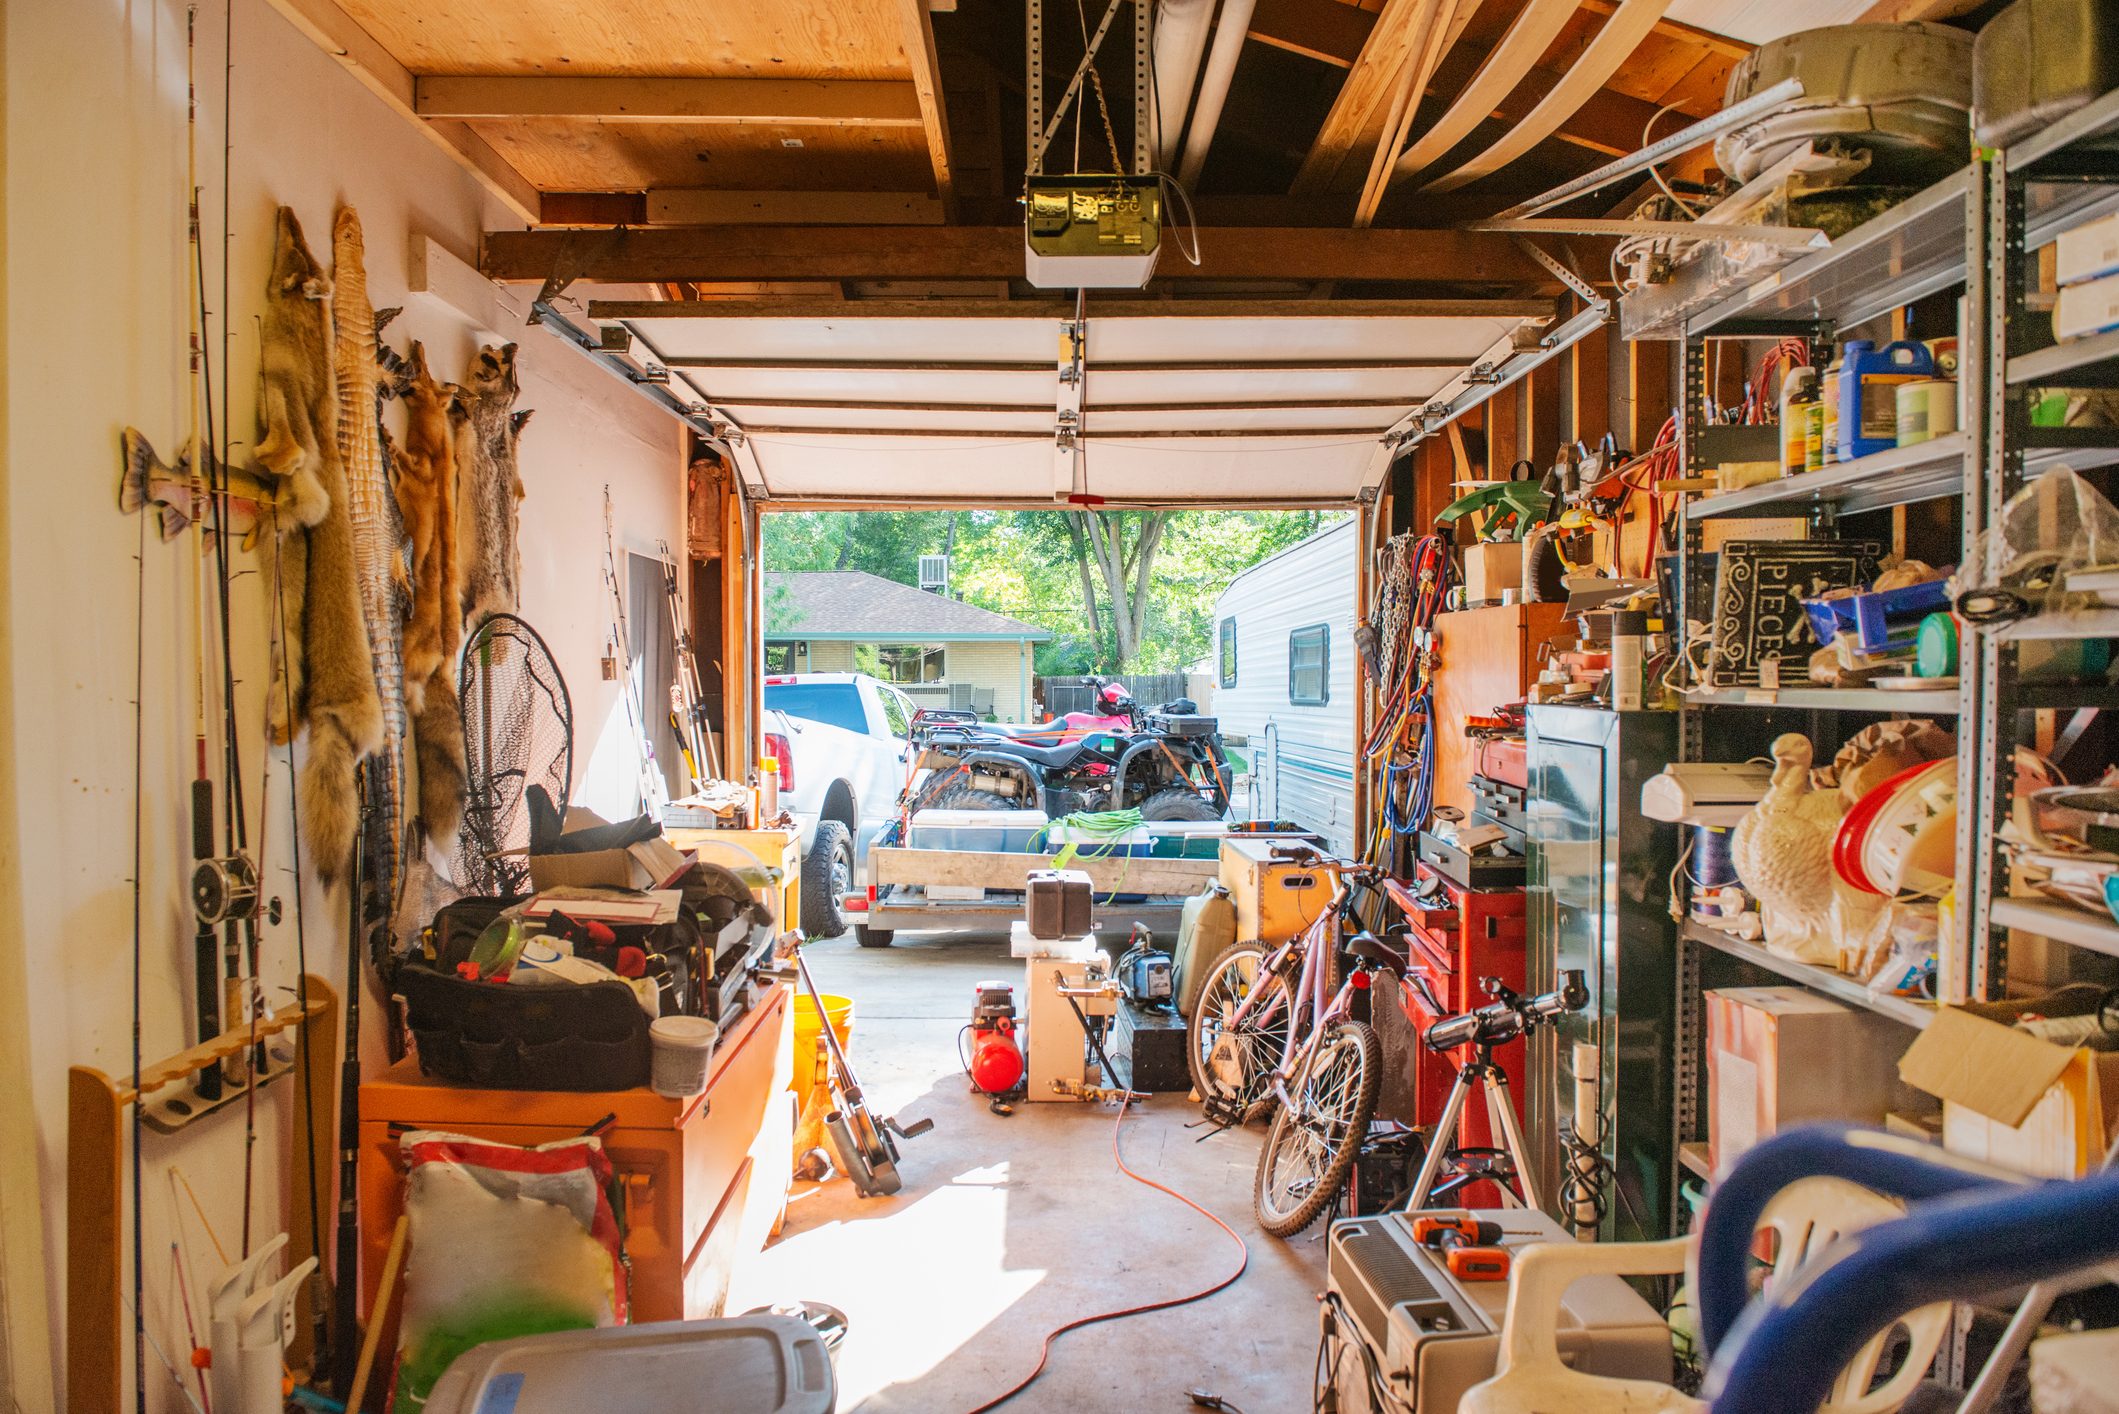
[{"left": 1779, "top": 367, "right": 1816, "bottom": 477}]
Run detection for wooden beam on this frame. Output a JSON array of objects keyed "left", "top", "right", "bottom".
[
  {"left": 483, "top": 224, "right": 1559, "bottom": 286},
  {"left": 1293, "top": 0, "right": 1473, "bottom": 196},
  {"left": 1856, "top": 0, "right": 1985, "bottom": 16},
  {"left": 1248, "top": 0, "right": 1378, "bottom": 68},
  {"left": 257, "top": 0, "right": 540, "bottom": 224},
  {"left": 872, "top": 848, "right": 1219, "bottom": 894},
  {"left": 896, "top": 0, "right": 957, "bottom": 211},
  {"left": 413, "top": 75, "right": 924, "bottom": 126},
  {"left": 646, "top": 190, "right": 945, "bottom": 226}
]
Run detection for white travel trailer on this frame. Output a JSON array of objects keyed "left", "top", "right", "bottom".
[{"left": 1210, "top": 517, "right": 1359, "bottom": 855}]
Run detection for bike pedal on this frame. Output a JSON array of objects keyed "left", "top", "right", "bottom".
[{"left": 889, "top": 1117, "right": 935, "bottom": 1139}]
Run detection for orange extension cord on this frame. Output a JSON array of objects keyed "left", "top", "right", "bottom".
[{"left": 964, "top": 1096, "right": 1252, "bottom": 1412}]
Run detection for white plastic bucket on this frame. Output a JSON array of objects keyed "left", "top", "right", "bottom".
[{"left": 649, "top": 1016, "right": 721, "bottom": 1097}]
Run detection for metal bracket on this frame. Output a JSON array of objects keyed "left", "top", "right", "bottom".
[
  {"left": 1026, "top": 0, "right": 1133, "bottom": 174},
  {"left": 1511, "top": 236, "right": 1603, "bottom": 306},
  {"left": 531, "top": 226, "right": 633, "bottom": 313}
]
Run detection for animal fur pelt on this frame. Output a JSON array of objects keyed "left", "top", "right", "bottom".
[
  {"left": 324, "top": 206, "right": 407, "bottom": 893},
  {"left": 254, "top": 208, "right": 335, "bottom": 529},
  {"left": 389, "top": 341, "right": 462, "bottom": 711},
  {"left": 456, "top": 343, "right": 530, "bottom": 631},
  {"left": 415, "top": 677, "right": 467, "bottom": 843}
]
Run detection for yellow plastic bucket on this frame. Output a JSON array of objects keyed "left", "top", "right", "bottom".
[{"left": 791, "top": 992, "right": 855, "bottom": 1110}]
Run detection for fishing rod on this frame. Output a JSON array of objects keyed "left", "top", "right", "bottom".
[
  {"left": 658, "top": 539, "right": 719, "bottom": 788},
  {"left": 331, "top": 762, "right": 370, "bottom": 1396}
]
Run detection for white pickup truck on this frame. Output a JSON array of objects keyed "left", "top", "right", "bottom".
[{"left": 762, "top": 672, "right": 917, "bottom": 943}]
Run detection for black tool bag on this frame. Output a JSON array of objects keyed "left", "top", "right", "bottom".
[{"left": 398, "top": 893, "right": 708, "bottom": 1092}]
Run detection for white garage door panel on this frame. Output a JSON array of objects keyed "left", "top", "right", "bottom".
[{"left": 614, "top": 301, "right": 1547, "bottom": 505}]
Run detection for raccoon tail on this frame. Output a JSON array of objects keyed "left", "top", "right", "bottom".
[{"left": 415, "top": 674, "right": 468, "bottom": 844}]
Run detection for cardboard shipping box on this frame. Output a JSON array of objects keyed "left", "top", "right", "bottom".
[
  {"left": 1900, "top": 993, "right": 2119, "bottom": 1179},
  {"left": 1462, "top": 542, "right": 1524, "bottom": 604},
  {"left": 1706, "top": 986, "right": 1906, "bottom": 1172}
]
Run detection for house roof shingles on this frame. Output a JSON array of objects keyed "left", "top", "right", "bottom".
[{"left": 766, "top": 571, "right": 1053, "bottom": 642}]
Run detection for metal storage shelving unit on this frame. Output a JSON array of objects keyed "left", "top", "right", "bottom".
[{"left": 1965, "top": 97, "right": 2119, "bottom": 1001}]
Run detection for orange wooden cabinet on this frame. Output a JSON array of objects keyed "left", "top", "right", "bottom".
[
  {"left": 356, "top": 983, "right": 794, "bottom": 1367},
  {"left": 1430, "top": 603, "right": 1569, "bottom": 817}
]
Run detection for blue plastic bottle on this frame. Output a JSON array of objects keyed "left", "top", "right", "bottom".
[{"left": 1836, "top": 339, "right": 1935, "bottom": 461}]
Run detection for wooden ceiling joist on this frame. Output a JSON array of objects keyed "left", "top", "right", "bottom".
[
  {"left": 260, "top": 0, "right": 539, "bottom": 223},
  {"left": 412, "top": 76, "right": 927, "bottom": 126},
  {"left": 1290, "top": 0, "right": 1475, "bottom": 197},
  {"left": 1420, "top": 0, "right": 1673, "bottom": 194},
  {"left": 896, "top": 0, "right": 957, "bottom": 209},
  {"left": 646, "top": 190, "right": 946, "bottom": 225},
  {"left": 483, "top": 224, "right": 1565, "bottom": 287}
]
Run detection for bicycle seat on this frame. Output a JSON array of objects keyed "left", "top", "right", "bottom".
[{"left": 1345, "top": 931, "right": 1405, "bottom": 969}]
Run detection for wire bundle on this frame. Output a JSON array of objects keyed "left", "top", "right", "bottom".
[
  {"left": 1364, "top": 535, "right": 1451, "bottom": 848},
  {"left": 1742, "top": 337, "right": 1815, "bottom": 425}
]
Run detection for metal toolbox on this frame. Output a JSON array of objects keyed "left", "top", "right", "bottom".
[
  {"left": 1418, "top": 830, "right": 1527, "bottom": 890},
  {"left": 1974, "top": 0, "right": 2119, "bottom": 148}
]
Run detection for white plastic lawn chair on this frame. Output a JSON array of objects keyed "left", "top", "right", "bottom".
[{"left": 1461, "top": 1177, "right": 1951, "bottom": 1414}]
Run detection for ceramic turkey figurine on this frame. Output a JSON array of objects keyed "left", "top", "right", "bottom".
[{"left": 1731, "top": 733, "right": 1872, "bottom": 965}]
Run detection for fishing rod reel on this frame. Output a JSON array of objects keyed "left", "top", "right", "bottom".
[
  {"left": 1422, "top": 969, "right": 1589, "bottom": 1054},
  {"left": 191, "top": 851, "right": 263, "bottom": 927}
]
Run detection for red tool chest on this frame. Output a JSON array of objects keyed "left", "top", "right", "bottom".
[{"left": 1388, "top": 866, "right": 1527, "bottom": 1154}]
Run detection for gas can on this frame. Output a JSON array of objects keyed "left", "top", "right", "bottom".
[{"left": 1837, "top": 339, "right": 1936, "bottom": 460}]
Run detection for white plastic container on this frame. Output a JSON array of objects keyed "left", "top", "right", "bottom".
[
  {"left": 649, "top": 1015, "right": 720, "bottom": 1098},
  {"left": 423, "top": 1316, "right": 836, "bottom": 1414},
  {"left": 907, "top": 807, "right": 1049, "bottom": 853}
]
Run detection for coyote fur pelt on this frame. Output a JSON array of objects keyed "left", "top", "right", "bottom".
[
  {"left": 254, "top": 206, "right": 382, "bottom": 840},
  {"left": 456, "top": 343, "right": 530, "bottom": 632},
  {"left": 385, "top": 340, "right": 468, "bottom": 840}
]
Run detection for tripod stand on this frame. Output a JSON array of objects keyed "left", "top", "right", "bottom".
[
  {"left": 1404, "top": 1036, "right": 1542, "bottom": 1212},
  {"left": 1401, "top": 969, "right": 1589, "bottom": 1215}
]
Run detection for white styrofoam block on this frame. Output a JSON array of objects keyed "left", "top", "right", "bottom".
[
  {"left": 1008, "top": 919, "right": 1098, "bottom": 959},
  {"left": 2057, "top": 209, "right": 2119, "bottom": 289}
]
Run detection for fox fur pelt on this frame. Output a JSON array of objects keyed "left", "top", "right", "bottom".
[
  {"left": 385, "top": 340, "right": 469, "bottom": 841},
  {"left": 456, "top": 343, "right": 530, "bottom": 631},
  {"left": 254, "top": 206, "right": 382, "bottom": 844},
  {"left": 389, "top": 341, "right": 461, "bottom": 710}
]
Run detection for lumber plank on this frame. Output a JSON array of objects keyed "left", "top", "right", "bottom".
[
  {"left": 647, "top": 189, "right": 945, "bottom": 226},
  {"left": 68, "top": 1068, "right": 122, "bottom": 1414},
  {"left": 895, "top": 0, "right": 956, "bottom": 208},
  {"left": 1292, "top": 0, "right": 1466, "bottom": 196},
  {"left": 413, "top": 75, "right": 924, "bottom": 126},
  {"left": 873, "top": 847, "right": 1219, "bottom": 895}
]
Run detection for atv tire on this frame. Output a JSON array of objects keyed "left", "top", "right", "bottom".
[
  {"left": 928, "top": 784, "right": 1021, "bottom": 811},
  {"left": 1139, "top": 787, "right": 1223, "bottom": 822}
]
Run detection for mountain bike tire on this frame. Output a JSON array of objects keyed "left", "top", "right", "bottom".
[
  {"left": 1253, "top": 1020, "right": 1382, "bottom": 1238},
  {"left": 1187, "top": 944, "right": 1291, "bottom": 1124}
]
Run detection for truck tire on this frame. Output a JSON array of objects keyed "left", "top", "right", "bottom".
[
  {"left": 802, "top": 820, "right": 855, "bottom": 939},
  {"left": 1139, "top": 788, "right": 1222, "bottom": 822},
  {"left": 855, "top": 926, "right": 895, "bottom": 949},
  {"left": 930, "top": 784, "right": 1019, "bottom": 811}
]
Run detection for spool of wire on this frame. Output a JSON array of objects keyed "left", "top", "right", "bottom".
[{"left": 1691, "top": 824, "right": 1737, "bottom": 889}]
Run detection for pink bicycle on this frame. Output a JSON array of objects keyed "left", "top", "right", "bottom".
[{"left": 1190, "top": 847, "right": 1390, "bottom": 1236}]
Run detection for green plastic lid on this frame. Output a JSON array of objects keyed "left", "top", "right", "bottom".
[{"left": 1915, "top": 612, "right": 1957, "bottom": 678}]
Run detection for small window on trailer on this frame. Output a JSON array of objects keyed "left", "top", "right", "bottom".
[
  {"left": 1219, "top": 618, "right": 1237, "bottom": 688},
  {"left": 1288, "top": 625, "right": 1329, "bottom": 706}
]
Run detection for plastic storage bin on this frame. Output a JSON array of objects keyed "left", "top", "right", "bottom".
[
  {"left": 906, "top": 808, "right": 1049, "bottom": 853},
  {"left": 1801, "top": 579, "right": 1954, "bottom": 654},
  {"left": 1144, "top": 820, "right": 1232, "bottom": 859},
  {"left": 1046, "top": 820, "right": 1152, "bottom": 856},
  {"left": 423, "top": 1316, "right": 836, "bottom": 1414}
]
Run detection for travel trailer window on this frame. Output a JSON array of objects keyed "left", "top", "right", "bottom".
[
  {"left": 1289, "top": 625, "right": 1329, "bottom": 705},
  {"left": 1219, "top": 618, "right": 1237, "bottom": 688}
]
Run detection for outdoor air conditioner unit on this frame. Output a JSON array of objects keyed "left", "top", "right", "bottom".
[{"left": 920, "top": 555, "right": 950, "bottom": 595}]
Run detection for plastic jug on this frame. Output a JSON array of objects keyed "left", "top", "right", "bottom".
[{"left": 1837, "top": 339, "right": 1935, "bottom": 461}]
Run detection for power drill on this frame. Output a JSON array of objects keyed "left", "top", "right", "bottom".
[{"left": 1410, "top": 1215, "right": 1511, "bottom": 1282}]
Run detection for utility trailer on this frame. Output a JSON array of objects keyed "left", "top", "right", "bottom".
[{"left": 847, "top": 844, "right": 1221, "bottom": 947}]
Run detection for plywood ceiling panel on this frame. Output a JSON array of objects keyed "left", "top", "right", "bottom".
[
  {"left": 470, "top": 118, "right": 934, "bottom": 192},
  {"left": 1666, "top": 0, "right": 1872, "bottom": 44},
  {"left": 335, "top": 0, "right": 911, "bottom": 78},
  {"left": 1602, "top": 29, "right": 1737, "bottom": 112}
]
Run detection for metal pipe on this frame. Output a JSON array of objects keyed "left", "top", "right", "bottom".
[
  {"left": 1176, "top": 0, "right": 1258, "bottom": 188},
  {"left": 1154, "top": 0, "right": 1217, "bottom": 168}
]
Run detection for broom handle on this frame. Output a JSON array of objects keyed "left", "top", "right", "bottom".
[{"left": 347, "top": 1215, "right": 409, "bottom": 1411}]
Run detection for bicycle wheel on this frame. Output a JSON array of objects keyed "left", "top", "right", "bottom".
[
  {"left": 1253, "top": 1020, "right": 1382, "bottom": 1238},
  {"left": 1187, "top": 945, "right": 1292, "bottom": 1124}
]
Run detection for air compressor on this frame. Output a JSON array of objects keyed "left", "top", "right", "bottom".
[{"left": 963, "top": 980, "right": 1025, "bottom": 1112}]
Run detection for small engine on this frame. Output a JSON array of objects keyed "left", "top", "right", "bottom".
[
  {"left": 1117, "top": 926, "right": 1174, "bottom": 1009},
  {"left": 965, "top": 980, "right": 1025, "bottom": 1109}
]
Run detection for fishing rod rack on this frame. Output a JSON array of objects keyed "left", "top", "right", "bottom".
[{"left": 68, "top": 974, "right": 339, "bottom": 1413}]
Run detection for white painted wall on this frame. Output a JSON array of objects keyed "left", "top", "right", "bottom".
[
  {"left": 1210, "top": 519, "right": 1359, "bottom": 855},
  {"left": 1, "top": 0, "right": 681, "bottom": 1404}
]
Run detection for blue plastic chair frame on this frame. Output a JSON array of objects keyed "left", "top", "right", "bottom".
[{"left": 1694, "top": 1125, "right": 2119, "bottom": 1414}]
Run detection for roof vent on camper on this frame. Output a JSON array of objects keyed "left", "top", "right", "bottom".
[{"left": 919, "top": 555, "right": 950, "bottom": 595}]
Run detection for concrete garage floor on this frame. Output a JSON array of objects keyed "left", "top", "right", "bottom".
[{"left": 727, "top": 929, "right": 1330, "bottom": 1414}]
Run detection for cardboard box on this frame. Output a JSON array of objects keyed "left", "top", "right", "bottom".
[
  {"left": 528, "top": 812, "right": 693, "bottom": 894},
  {"left": 2057, "top": 207, "right": 2119, "bottom": 288},
  {"left": 2054, "top": 270, "right": 2119, "bottom": 344},
  {"left": 1706, "top": 987, "right": 1906, "bottom": 1171},
  {"left": 1462, "top": 541, "right": 1524, "bottom": 604},
  {"left": 1899, "top": 991, "right": 2119, "bottom": 1178}
]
